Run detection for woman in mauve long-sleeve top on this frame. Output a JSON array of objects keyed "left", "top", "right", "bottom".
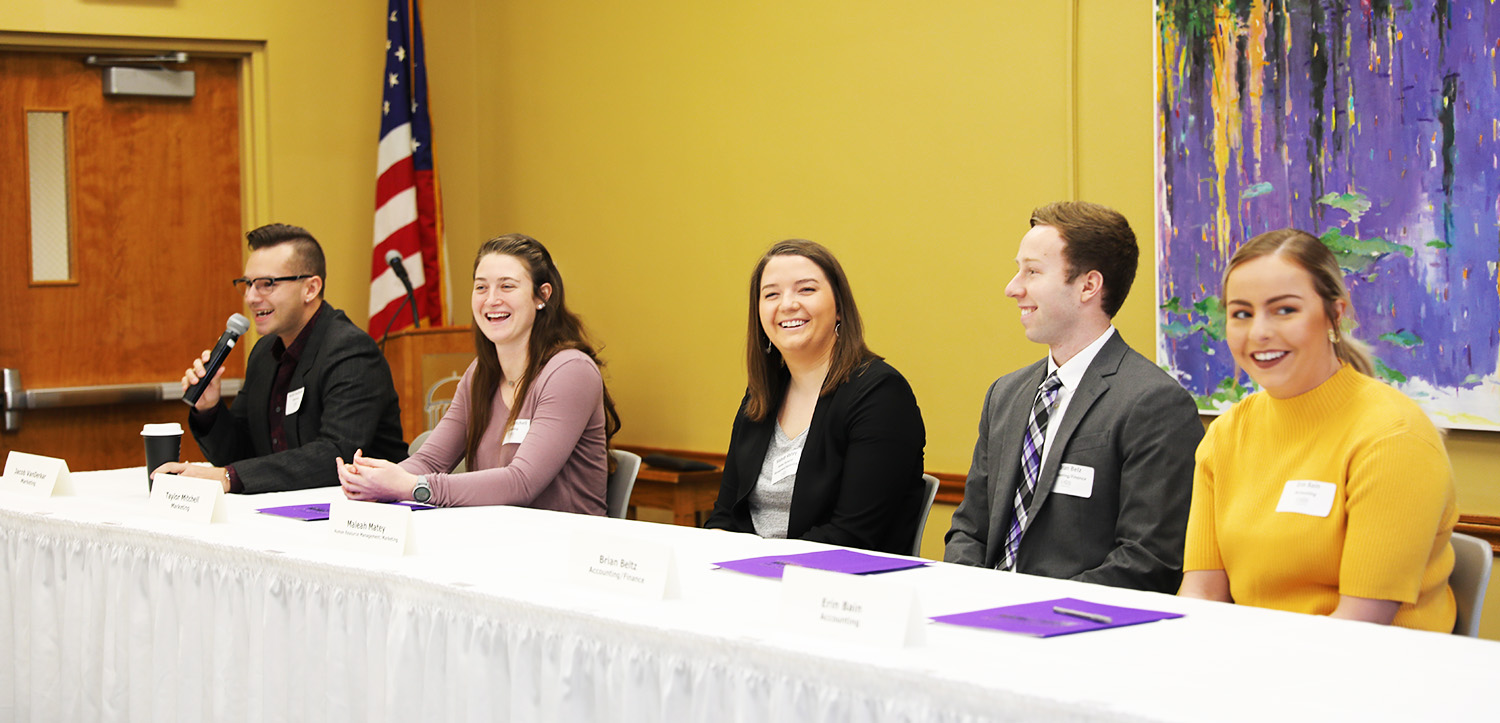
[{"left": 337, "top": 234, "right": 621, "bottom": 514}]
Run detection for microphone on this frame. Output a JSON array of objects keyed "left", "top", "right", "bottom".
[
  {"left": 181, "top": 313, "right": 250, "bottom": 407},
  {"left": 386, "top": 249, "right": 421, "bottom": 330}
]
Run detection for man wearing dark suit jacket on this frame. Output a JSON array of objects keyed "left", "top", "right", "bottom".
[
  {"left": 153, "top": 223, "right": 406, "bottom": 493},
  {"left": 945, "top": 202, "right": 1202, "bottom": 593}
]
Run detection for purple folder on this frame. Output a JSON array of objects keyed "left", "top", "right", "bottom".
[
  {"left": 930, "top": 597, "right": 1183, "bottom": 638},
  {"left": 256, "top": 501, "right": 435, "bottom": 521},
  {"left": 257, "top": 503, "right": 333, "bottom": 521},
  {"left": 713, "top": 548, "right": 929, "bottom": 579}
]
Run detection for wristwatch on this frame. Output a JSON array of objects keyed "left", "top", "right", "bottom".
[{"left": 412, "top": 475, "right": 432, "bottom": 504}]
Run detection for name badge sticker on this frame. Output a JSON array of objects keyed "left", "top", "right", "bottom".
[
  {"left": 567, "top": 530, "right": 679, "bottom": 600},
  {"left": 1053, "top": 463, "right": 1095, "bottom": 498},
  {"left": 1275, "top": 479, "right": 1337, "bottom": 518},
  {"left": 328, "top": 499, "right": 414, "bottom": 556},
  {"left": 503, "top": 419, "right": 531, "bottom": 445},
  {"left": 771, "top": 449, "right": 799, "bottom": 481},
  {"left": 779, "top": 566, "right": 923, "bottom": 649},
  {"left": 285, "top": 387, "right": 306, "bottom": 415},
  {"left": 148, "top": 474, "right": 227, "bottom": 523},
  {"left": 1, "top": 451, "right": 73, "bottom": 498}
]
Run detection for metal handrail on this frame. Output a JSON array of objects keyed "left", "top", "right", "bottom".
[
  {"left": 11, "top": 379, "right": 244, "bottom": 409},
  {"left": 3, "top": 367, "right": 243, "bottom": 432}
]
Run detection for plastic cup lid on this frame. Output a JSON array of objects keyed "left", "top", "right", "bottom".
[{"left": 141, "top": 422, "right": 183, "bottom": 436}]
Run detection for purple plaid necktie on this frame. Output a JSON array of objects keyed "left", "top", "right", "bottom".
[{"left": 1000, "top": 373, "right": 1062, "bottom": 571}]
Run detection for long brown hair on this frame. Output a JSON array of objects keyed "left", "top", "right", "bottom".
[
  {"left": 1222, "top": 228, "right": 1375, "bottom": 377},
  {"left": 465, "top": 234, "right": 621, "bottom": 469},
  {"left": 743, "top": 239, "right": 879, "bottom": 422}
]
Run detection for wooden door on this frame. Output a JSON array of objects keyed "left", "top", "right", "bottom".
[{"left": 0, "top": 51, "right": 244, "bottom": 472}]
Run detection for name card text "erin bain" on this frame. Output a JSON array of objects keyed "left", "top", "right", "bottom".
[{"left": 779, "top": 565, "right": 922, "bottom": 648}]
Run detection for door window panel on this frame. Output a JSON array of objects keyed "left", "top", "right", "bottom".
[{"left": 26, "top": 110, "right": 72, "bottom": 283}]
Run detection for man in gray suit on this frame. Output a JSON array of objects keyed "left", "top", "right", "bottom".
[
  {"left": 154, "top": 223, "right": 407, "bottom": 493},
  {"left": 945, "top": 202, "right": 1202, "bottom": 593}
]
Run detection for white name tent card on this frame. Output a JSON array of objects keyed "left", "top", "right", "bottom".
[
  {"left": 2, "top": 451, "right": 74, "bottom": 498},
  {"left": 779, "top": 565, "right": 922, "bottom": 649},
  {"left": 148, "top": 473, "right": 227, "bottom": 523},
  {"left": 567, "top": 530, "right": 679, "bottom": 600},
  {"left": 328, "top": 498, "right": 414, "bottom": 556}
]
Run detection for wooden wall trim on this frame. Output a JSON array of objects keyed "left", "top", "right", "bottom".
[
  {"left": 615, "top": 445, "right": 1500, "bottom": 552},
  {"left": 613, "top": 444, "right": 724, "bottom": 465},
  {"left": 930, "top": 472, "right": 968, "bottom": 506},
  {"left": 1455, "top": 515, "right": 1500, "bottom": 553},
  {"left": 616, "top": 444, "right": 971, "bottom": 505}
]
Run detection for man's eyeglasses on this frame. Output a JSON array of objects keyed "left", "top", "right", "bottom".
[{"left": 231, "top": 275, "right": 314, "bottom": 293}]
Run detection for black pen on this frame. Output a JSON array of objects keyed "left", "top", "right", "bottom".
[{"left": 1053, "top": 606, "right": 1113, "bottom": 624}]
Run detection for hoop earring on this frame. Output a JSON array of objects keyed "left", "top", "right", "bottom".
[
  {"left": 765, "top": 340, "right": 773, "bottom": 354},
  {"left": 835, "top": 320, "right": 842, "bottom": 336}
]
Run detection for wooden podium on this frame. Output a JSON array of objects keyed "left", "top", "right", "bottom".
[{"left": 381, "top": 326, "right": 475, "bottom": 440}]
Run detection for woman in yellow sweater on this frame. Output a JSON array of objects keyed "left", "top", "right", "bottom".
[{"left": 1179, "top": 228, "right": 1457, "bottom": 632}]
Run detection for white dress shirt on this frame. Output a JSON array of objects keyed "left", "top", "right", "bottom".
[{"left": 1039, "top": 326, "right": 1116, "bottom": 465}]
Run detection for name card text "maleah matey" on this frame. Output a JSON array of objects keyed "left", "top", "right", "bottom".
[{"left": 328, "top": 499, "right": 414, "bottom": 556}]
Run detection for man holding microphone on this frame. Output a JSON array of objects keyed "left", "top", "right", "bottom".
[{"left": 153, "top": 223, "right": 406, "bottom": 493}]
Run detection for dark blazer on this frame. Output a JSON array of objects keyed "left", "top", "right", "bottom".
[
  {"left": 705, "top": 359, "right": 925, "bottom": 555},
  {"left": 190, "top": 304, "right": 407, "bottom": 493},
  {"left": 944, "top": 332, "right": 1202, "bottom": 593}
]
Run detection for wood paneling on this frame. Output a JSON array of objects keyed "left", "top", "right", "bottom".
[
  {"left": 1, "top": 51, "right": 244, "bottom": 471},
  {"left": 14, "top": 402, "right": 209, "bottom": 473}
]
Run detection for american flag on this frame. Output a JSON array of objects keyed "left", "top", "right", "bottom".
[{"left": 370, "top": 0, "right": 444, "bottom": 336}]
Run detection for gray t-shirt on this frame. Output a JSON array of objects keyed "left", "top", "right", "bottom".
[{"left": 748, "top": 424, "right": 808, "bottom": 538}]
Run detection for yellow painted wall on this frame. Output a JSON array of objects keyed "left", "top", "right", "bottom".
[
  {"left": 460, "top": 0, "right": 1073, "bottom": 473},
  {"left": 435, "top": 0, "right": 1500, "bottom": 638},
  {"left": 434, "top": 0, "right": 1497, "bottom": 504},
  {"left": 6, "top": 0, "right": 1496, "bottom": 638}
]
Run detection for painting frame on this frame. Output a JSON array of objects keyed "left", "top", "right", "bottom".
[{"left": 1154, "top": 0, "right": 1500, "bottom": 431}]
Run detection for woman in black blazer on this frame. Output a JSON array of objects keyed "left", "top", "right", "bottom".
[{"left": 704, "top": 240, "right": 925, "bottom": 554}]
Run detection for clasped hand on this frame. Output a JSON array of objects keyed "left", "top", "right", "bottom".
[
  {"left": 337, "top": 449, "right": 417, "bottom": 503},
  {"left": 151, "top": 462, "right": 230, "bottom": 493}
]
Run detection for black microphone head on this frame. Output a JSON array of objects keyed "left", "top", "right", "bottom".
[
  {"left": 386, "top": 249, "right": 404, "bottom": 266},
  {"left": 226, "top": 313, "right": 250, "bottom": 336}
]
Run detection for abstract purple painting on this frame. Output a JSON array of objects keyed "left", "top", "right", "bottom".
[{"left": 1155, "top": 0, "right": 1500, "bottom": 429}]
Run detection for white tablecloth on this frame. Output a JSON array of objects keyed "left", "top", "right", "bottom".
[{"left": 1, "top": 468, "right": 1496, "bottom": 722}]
